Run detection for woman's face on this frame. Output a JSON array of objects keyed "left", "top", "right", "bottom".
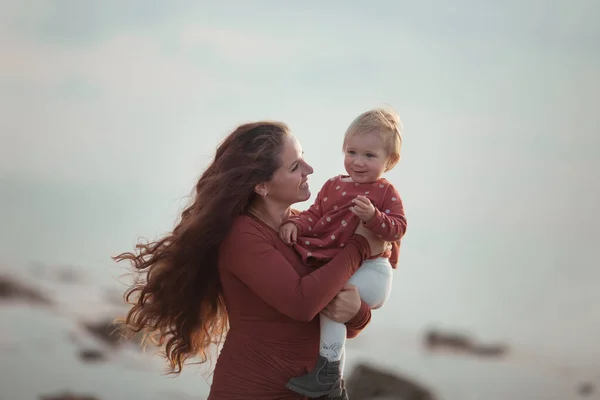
[{"left": 265, "top": 135, "right": 314, "bottom": 206}]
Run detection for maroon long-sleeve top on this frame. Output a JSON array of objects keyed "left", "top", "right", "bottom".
[{"left": 207, "top": 213, "right": 372, "bottom": 399}]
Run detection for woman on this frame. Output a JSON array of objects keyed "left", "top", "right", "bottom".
[{"left": 114, "top": 121, "right": 387, "bottom": 399}]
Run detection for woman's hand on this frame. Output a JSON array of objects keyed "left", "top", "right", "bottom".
[
  {"left": 321, "top": 283, "right": 362, "bottom": 323},
  {"left": 354, "top": 223, "right": 388, "bottom": 256}
]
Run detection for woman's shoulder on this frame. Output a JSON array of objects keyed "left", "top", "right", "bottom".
[
  {"left": 228, "top": 214, "right": 277, "bottom": 243},
  {"left": 220, "top": 216, "right": 280, "bottom": 271},
  {"left": 231, "top": 214, "right": 268, "bottom": 233}
]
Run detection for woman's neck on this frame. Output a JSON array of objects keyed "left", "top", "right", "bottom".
[{"left": 248, "top": 199, "right": 291, "bottom": 230}]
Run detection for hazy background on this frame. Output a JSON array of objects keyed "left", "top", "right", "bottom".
[{"left": 1, "top": 1, "right": 599, "bottom": 399}]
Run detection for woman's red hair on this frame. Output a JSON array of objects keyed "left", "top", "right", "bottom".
[{"left": 113, "top": 121, "right": 289, "bottom": 373}]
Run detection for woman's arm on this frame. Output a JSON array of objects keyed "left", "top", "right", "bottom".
[
  {"left": 346, "top": 301, "right": 372, "bottom": 338},
  {"left": 223, "top": 222, "right": 370, "bottom": 322},
  {"left": 321, "top": 284, "right": 372, "bottom": 338}
]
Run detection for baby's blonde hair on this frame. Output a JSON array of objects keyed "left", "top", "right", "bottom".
[{"left": 342, "top": 106, "right": 403, "bottom": 172}]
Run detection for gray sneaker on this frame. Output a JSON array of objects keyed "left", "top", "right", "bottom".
[{"left": 285, "top": 355, "right": 343, "bottom": 398}]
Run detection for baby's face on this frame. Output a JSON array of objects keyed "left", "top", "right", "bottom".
[{"left": 343, "top": 132, "right": 389, "bottom": 183}]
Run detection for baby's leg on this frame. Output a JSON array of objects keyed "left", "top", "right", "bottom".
[
  {"left": 318, "top": 258, "right": 393, "bottom": 363},
  {"left": 287, "top": 315, "right": 347, "bottom": 396},
  {"left": 286, "top": 260, "right": 393, "bottom": 397},
  {"left": 348, "top": 257, "right": 393, "bottom": 309},
  {"left": 319, "top": 314, "right": 346, "bottom": 362}
]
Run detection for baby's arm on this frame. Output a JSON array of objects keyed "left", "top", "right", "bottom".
[
  {"left": 282, "top": 179, "right": 331, "bottom": 235},
  {"left": 362, "top": 185, "right": 407, "bottom": 242},
  {"left": 279, "top": 222, "right": 299, "bottom": 245}
]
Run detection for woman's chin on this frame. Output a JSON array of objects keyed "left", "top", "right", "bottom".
[{"left": 298, "top": 189, "right": 311, "bottom": 202}]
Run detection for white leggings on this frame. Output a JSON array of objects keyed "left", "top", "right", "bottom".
[{"left": 319, "top": 257, "right": 393, "bottom": 364}]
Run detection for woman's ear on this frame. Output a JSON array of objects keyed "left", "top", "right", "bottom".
[{"left": 254, "top": 182, "right": 268, "bottom": 198}]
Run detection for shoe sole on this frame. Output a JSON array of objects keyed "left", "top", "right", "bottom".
[
  {"left": 285, "top": 381, "right": 330, "bottom": 398},
  {"left": 284, "top": 381, "right": 343, "bottom": 399}
]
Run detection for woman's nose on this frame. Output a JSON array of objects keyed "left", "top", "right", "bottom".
[{"left": 302, "top": 161, "right": 314, "bottom": 175}]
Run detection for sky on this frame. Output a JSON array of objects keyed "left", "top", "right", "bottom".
[{"left": 1, "top": 0, "right": 599, "bottom": 361}]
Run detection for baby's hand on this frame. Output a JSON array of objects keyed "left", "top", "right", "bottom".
[
  {"left": 279, "top": 222, "right": 298, "bottom": 245},
  {"left": 350, "top": 195, "right": 376, "bottom": 222}
]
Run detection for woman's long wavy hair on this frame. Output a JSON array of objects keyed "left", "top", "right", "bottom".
[{"left": 113, "top": 121, "right": 290, "bottom": 374}]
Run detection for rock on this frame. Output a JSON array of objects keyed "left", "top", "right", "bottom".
[
  {"left": 423, "top": 328, "right": 508, "bottom": 358},
  {"left": 78, "top": 349, "right": 106, "bottom": 363},
  {"left": 81, "top": 319, "right": 144, "bottom": 348},
  {"left": 0, "top": 275, "right": 52, "bottom": 305},
  {"left": 82, "top": 320, "right": 122, "bottom": 347},
  {"left": 39, "top": 391, "right": 100, "bottom": 400},
  {"left": 346, "top": 363, "right": 436, "bottom": 400},
  {"left": 469, "top": 343, "right": 508, "bottom": 358},
  {"left": 423, "top": 329, "right": 472, "bottom": 351},
  {"left": 578, "top": 382, "right": 594, "bottom": 396}
]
